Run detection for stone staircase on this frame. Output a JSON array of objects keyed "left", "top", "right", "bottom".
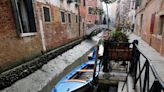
[{"left": 98, "top": 61, "right": 128, "bottom": 85}]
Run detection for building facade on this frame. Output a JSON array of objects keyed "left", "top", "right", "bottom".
[
  {"left": 0, "top": 0, "right": 42, "bottom": 72},
  {"left": 0, "top": 0, "right": 85, "bottom": 72},
  {"left": 135, "top": 0, "right": 164, "bottom": 56},
  {"left": 85, "top": 0, "right": 97, "bottom": 28},
  {"left": 115, "top": 0, "right": 131, "bottom": 28},
  {"left": 128, "top": 0, "right": 136, "bottom": 32},
  {"left": 79, "top": 0, "right": 86, "bottom": 37}
]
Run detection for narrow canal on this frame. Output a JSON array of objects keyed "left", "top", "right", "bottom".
[{"left": 0, "top": 33, "right": 101, "bottom": 92}]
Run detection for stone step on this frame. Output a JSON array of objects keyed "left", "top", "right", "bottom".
[
  {"left": 100, "top": 61, "right": 128, "bottom": 73},
  {"left": 98, "top": 71, "right": 127, "bottom": 85},
  {"left": 127, "top": 75, "right": 135, "bottom": 92}
]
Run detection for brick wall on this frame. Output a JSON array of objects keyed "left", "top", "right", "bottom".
[
  {"left": 135, "top": 0, "right": 164, "bottom": 56},
  {"left": 80, "top": 0, "right": 86, "bottom": 17},
  {"left": 37, "top": 2, "right": 80, "bottom": 51},
  {"left": 86, "top": 0, "right": 97, "bottom": 27},
  {"left": 0, "top": 0, "right": 42, "bottom": 72},
  {"left": 0, "top": 0, "right": 81, "bottom": 73}
]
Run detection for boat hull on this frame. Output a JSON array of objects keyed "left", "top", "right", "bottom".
[{"left": 51, "top": 59, "right": 99, "bottom": 92}]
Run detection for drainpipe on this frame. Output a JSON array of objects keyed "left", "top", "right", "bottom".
[
  {"left": 33, "top": 0, "right": 46, "bottom": 53},
  {"left": 38, "top": 4, "right": 47, "bottom": 52},
  {"left": 39, "top": 19, "right": 47, "bottom": 53}
]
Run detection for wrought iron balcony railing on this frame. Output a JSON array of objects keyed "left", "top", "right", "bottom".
[{"left": 130, "top": 43, "right": 164, "bottom": 92}]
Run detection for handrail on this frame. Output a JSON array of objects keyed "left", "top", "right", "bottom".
[
  {"left": 135, "top": 44, "right": 164, "bottom": 87},
  {"left": 130, "top": 42, "right": 164, "bottom": 92}
]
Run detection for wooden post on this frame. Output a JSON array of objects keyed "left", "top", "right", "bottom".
[{"left": 93, "top": 45, "right": 99, "bottom": 84}]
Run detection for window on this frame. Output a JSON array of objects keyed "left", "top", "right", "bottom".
[
  {"left": 79, "top": 16, "right": 81, "bottom": 22},
  {"left": 61, "top": 11, "right": 65, "bottom": 23},
  {"left": 43, "top": 7, "right": 51, "bottom": 22},
  {"left": 76, "top": 15, "right": 78, "bottom": 23},
  {"left": 11, "top": 0, "right": 36, "bottom": 36},
  {"left": 83, "top": 0, "right": 86, "bottom": 6},
  {"left": 150, "top": 13, "right": 155, "bottom": 34},
  {"left": 68, "top": 13, "right": 71, "bottom": 23},
  {"left": 140, "top": 14, "right": 143, "bottom": 31},
  {"left": 88, "top": 7, "right": 92, "bottom": 15},
  {"left": 136, "top": 0, "right": 142, "bottom": 8},
  {"left": 158, "top": 15, "right": 164, "bottom": 35}
]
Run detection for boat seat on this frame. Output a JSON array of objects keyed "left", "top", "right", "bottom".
[
  {"left": 77, "top": 69, "right": 93, "bottom": 72},
  {"left": 66, "top": 79, "right": 86, "bottom": 83}
]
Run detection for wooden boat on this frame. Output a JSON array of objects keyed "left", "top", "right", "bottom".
[{"left": 51, "top": 49, "right": 99, "bottom": 92}]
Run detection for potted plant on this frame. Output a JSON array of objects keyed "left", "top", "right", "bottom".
[
  {"left": 107, "top": 28, "right": 129, "bottom": 49},
  {"left": 102, "top": 28, "right": 132, "bottom": 72}
]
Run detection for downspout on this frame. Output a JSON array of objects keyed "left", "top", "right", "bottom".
[
  {"left": 39, "top": 19, "right": 47, "bottom": 52},
  {"left": 33, "top": 0, "right": 46, "bottom": 53},
  {"left": 38, "top": 3, "right": 47, "bottom": 52}
]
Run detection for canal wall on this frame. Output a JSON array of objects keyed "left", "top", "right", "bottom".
[{"left": 0, "top": 33, "right": 102, "bottom": 92}]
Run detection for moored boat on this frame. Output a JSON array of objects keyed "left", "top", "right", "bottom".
[{"left": 51, "top": 49, "right": 99, "bottom": 92}]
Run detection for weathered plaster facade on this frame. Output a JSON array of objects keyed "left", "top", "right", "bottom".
[
  {"left": 135, "top": 0, "right": 164, "bottom": 56},
  {"left": 0, "top": 0, "right": 81, "bottom": 72},
  {"left": 85, "top": 0, "right": 97, "bottom": 28},
  {"left": 0, "top": 0, "right": 42, "bottom": 72},
  {"left": 36, "top": 0, "right": 80, "bottom": 51}
]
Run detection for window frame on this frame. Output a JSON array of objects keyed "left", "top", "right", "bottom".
[
  {"left": 140, "top": 14, "right": 143, "bottom": 31},
  {"left": 42, "top": 6, "right": 52, "bottom": 23},
  {"left": 68, "top": 13, "right": 72, "bottom": 24},
  {"left": 11, "top": 0, "right": 37, "bottom": 37},
  {"left": 76, "top": 15, "right": 78, "bottom": 23},
  {"left": 83, "top": 0, "right": 86, "bottom": 6},
  {"left": 88, "top": 6, "right": 92, "bottom": 15},
  {"left": 158, "top": 15, "right": 164, "bottom": 36},
  {"left": 60, "top": 11, "right": 66, "bottom": 24}
]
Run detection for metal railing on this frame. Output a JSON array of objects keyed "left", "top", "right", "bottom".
[
  {"left": 130, "top": 42, "right": 164, "bottom": 92},
  {"left": 86, "top": 25, "right": 110, "bottom": 36}
]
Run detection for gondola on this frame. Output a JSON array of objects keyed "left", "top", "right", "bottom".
[{"left": 51, "top": 48, "right": 100, "bottom": 92}]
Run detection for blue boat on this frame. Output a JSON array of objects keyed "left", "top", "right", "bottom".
[{"left": 51, "top": 48, "right": 99, "bottom": 92}]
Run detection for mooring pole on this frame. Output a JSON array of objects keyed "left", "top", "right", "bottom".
[{"left": 93, "top": 45, "right": 99, "bottom": 84}]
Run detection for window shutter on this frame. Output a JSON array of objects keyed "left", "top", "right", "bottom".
[
  {"left": 150, "top": 13, "right": 155, "bottom": 34},
  {"left": 10, "top": 0, "right": 22, "bottom": 35},
  {"left": 24, "top": 0, "right": 36, "bottom": 32}
]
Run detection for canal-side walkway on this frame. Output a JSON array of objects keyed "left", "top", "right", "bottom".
[
  {"left": 129, "top": 33, "right": 164, "bottom": 85},
  {"left": 0, "top": 33, "right": 102, "bottom": 92}
]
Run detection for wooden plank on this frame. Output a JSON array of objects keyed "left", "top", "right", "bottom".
[
  {"left": 77, "top": 69, "right": 93, "bottom": 72},
  {"left": 66, "top": 79, "right": 86, "bottom": 83}
]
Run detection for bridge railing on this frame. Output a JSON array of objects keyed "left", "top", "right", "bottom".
[
  {"left": 130, "top": 42, "right": 164, "bottom": 92},
  {"left": 85, "top": 25, "right": 108, "bottom": 36}
]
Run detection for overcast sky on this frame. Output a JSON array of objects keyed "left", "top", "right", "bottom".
[{"left": 102, "top": 1, "right": 118, "bottom": 22}]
